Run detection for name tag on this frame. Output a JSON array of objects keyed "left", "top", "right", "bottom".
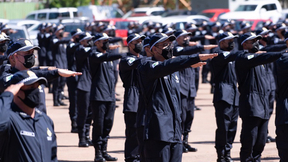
[{"left": 20, "top": 130, "right": 35, "bottom": 137}]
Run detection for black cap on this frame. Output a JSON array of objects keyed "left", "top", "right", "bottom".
[
  {"left": 71, "top": 28, "right": 83, "bottom": 38},
  {"left": 174, "top": 30, "right": 192, "bottom": 39},
  {"left": 79, "top": 32, "right": 94, "bottom": 42},
  {"left": 93, "top": 33, "right": 110, "bottom": 43},
  {"left": 127, "top": 33, "right": 146, "bottom": 45},
  {"left": 240, "top": 32, "right": 262, "bottom": 45},
  {"left": 255, "top": 27, "right": 271, "bottom": 35},
  {"left": 162, "top": 27, "right": 175, "bottom": 35},
  {"left": 7, "top": 38, "right": 39, "bottom": 57},
  {"left": 143, "top": 36, "right": 151, "bottom": 48},
  {"left": 149, "top": 33, "right": 176, "bottom": 50},
  {"left": 8, "top": 70, "right": 47, "bottom": 86},
  {"left": 276, "top": 23, "right": 286, "bottom": 31},
  {"left": 217, "top": 32, "right": 238, "bottom": 43},
  {"left": 241, "top": 22, "right": 251, "bottom": 30}
]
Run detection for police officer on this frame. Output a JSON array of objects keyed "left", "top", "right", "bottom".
[
  {"left": 0, "top": 33, "right": 9, "bottom": 65},
  {"left": 210, "top": 32, "right": 239, "bottom": 162},
  {"left": 90, "top": 33, "right": 122, "bottom": 162},
  {"left": 0, "top": 70, "right": 57, "bottom": 162},
  {"left": 75, "top": 32, "right": 94, "bottom": 147},
  {"left": 235, "top": 32, "right": 284, "bottom": 162},
  {"left": 274, "top": 34, "right": 288, "bottom": 161},
  {"left": 173, "top": 29, "right": 217, "bottom": 153},
  {"left": 66, "top": 29, "right": 83, "bottom": 133},
  {"left": 37, "top": 23, "right": 47, "bottom": 66},
  {"left": 119, "top": 33, "right": 145, "bottom": 162},
  {"left": 138, "top": 33, "right": 217, "bottom": 162},
  {"left": 274, "top": 23, "right": 286, "bottom": 44},
  {"left": 51, "top": 24, "right": 70, "bottom": 106}
]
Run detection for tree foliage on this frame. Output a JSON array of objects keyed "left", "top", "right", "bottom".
[{"left": 48, "top": 0, "right": 91, "bottom": 8}]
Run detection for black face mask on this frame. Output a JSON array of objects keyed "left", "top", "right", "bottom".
[
  {"left": 226, "top": 42, "right": 235, "bottom": 51},
  {"left": 108, "top": 30, "right": 116, "bottom": 37},
  {"left": 87, "top": 40, "right": 94, "bottom": 47},
  {"left": 161, "top": 45, "right": 173, "bottom": 59},
  {"left": 0, "top": 43, "right": 7, "bottom": 52},
  {"left": 49, "top": 29, "right": 53, "bottom": 33},
  {"left": 5, "top": 30, "right": 11, "bottom": 36},
  {"left": 134, "top": 43, "right": 143, "bottom": 53},
  {"left": 251, "top": 42, "right": 259, "bottom": 53},
  {"left": 75, "top": 37, "right": 80, "bottom": 43},
  {"left": 22, "top": 54, "right": 35, "bottom": 68},
  {"left": 183, "top": 39, "right": 190, "bottom": 46},
  {"left": 281, "top": 30, "right": 286, "bottom": 36},
  {"left": 18, "top": 88, "right": 40, "bottom": 108},
  {"left": 102, "top": 41, "right": 109, "bottom": 51},
  {"left": 59, "top": 32, "right": 64, "bottom": 38},
  {"left": 262, "top": 37, "right": 268, "bottom": 43}
]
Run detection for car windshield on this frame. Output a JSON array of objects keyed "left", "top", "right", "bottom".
[
  {"left": 200, "top": 12, "right": 214, "bottom": 18},
  {"left": 10, "top": 29, "right": 26, "bottom": 40},
  {"left": 115, "top": 21, "right": 131, "bottom": 29},
  {"left": 235, "top": 5, "right": 257, "bottom": 11}
]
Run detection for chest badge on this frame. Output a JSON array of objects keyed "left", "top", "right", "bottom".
[{"left": 47, "top": 128, "right": 52, "bottom": 141}]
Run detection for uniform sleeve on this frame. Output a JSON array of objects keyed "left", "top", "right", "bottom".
[
  {"left": 119, "top": 57, "right": 142, "bottom": 71},
  {"left": 109, "top": 37, "right": 122, "bottom": 43},
  {"left": 190, "top": 35, "right": 205, "bottom": 42},
  {"left": 140, "top": 54, "right": 200, "bottom": 80},
  {"left": 75, "top": 47, "right": 91, "bottom": 65},
  {"left": 31, "top": 69, "right": 59, "bottom": 82},
  {"left": 261, "top": 44, "right": 287, "bottom": 52},
  {"left": 173, "top": 45, "right": 204, "bottom": 56},
  {"left": 212, "top": 50, "right": 239, "bottom": 66},
  {"left": 90, "top": 52, "right": 122, "bottom": 64},
  {"left": 0, "top": 55, "right": 7, "bottom": 65},
  {"left": 236, "top": 52, "right": 283, "bottom": 69},
  {"left": 50, "top": 120, "right": 57, "bottom": 162},
  {"left": 0, "top": 91, "right": 14, "bottom": 133}
]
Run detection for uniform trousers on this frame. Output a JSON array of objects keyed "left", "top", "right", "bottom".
[
  {"left": 240, "top": 117, "right": 269, "bottom": 162},
  {"left": 124, "top": 112, "right": 139, "bottom": 161},
  {"left": 181, "top": 94, "right": 195, "bottom": 136},
  {"left": 77, "top": 89, "right": 92, "bottom": 139},
  {"left": 143, "top": 140, "right": 182, "bottom": 162},
  {"left": 91, "top": 101, "right": 116, "bottom": 145},
  {"left": 214, "top": 101, "right": 238, "bottom": 154},
  {"left": 276, "top": 124, "right": 288, "bottom": 162},
  {"left": 67, "top": 76, "right": 77, "bottom": 123}
]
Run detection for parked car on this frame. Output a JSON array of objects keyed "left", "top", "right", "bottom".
[
  {"left": 77, "top": 5, "right": 123, "bottom": 22},
  {"left": 200, "top": 8, "right": 230, "bottom": 22},
  {"left": 25, "top": 7, "right": 78, "bottom": 23},
  {"left": 153, "top": 15, "right": 209, "bottom": 26},
  {"left": 96, "top": 18, "right": 137, "bottom": 47},
  {"left": 219, "top": 0, "right": 282, "bottom": 23},
  {"left": 8, "top": 25, "right": 29, "bottom": 41},
  {"left": 7, "top": 20, "right": 41, "bottom": 45},
  {"left": 123, "top": 7, "right": 165, "bottom": 24},
  {"left": 232, "top": 19, "right": 269, "bottom": 31},
  {"left": 282, "top": 9, "right": 288, "bottom": 19},
  {"left": 161, "top": 10, "right": 197, "bottom": 17}
]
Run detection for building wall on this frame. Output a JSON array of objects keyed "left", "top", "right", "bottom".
[
  {"left": 0, "top": 2, "right": 43, "bottom": 19},
  {"left": 190, "top": 0, "right": 229, "bottom": 12}
]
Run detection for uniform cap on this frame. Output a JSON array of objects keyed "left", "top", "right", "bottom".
[
  {"left": 7, "top": 38, "right": 39, "bottom": 57},
  {"left": 240, "top": 32, "right": 262, "bottom": 45},
  {"left": 8, "top": 70, "right": 47, "bottom": 86},
  {"left": 127, "top": 33, "right": 146, "bottom": 45},
  {"left": 93, "top": 33, "right": 110, "bottom": 43},
  {"left": 276, "top": 23, "right": 286, "bottom": 31},
  {"left": 217, "top": 32, "right": 238, "bottom": 43},
  {"left": 149, "top": 33, "right": 176, "bottom": 50},
  {"left": 79, "top": 32, "right": 94, "bottom": 42},
  {"left": 255, "top": 27, "right": 271, "bottom": 36},
  {"left": 143, "top": 36, "right": 151, "bottom": 48},
  {"left": 174, "top": 30, "right": 192, "bottom": 39},
  {"left": 0, "top": 32, "right": 10, "bottom": 42}
]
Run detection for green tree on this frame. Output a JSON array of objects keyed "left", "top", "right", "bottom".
[{"left": 48, "top": 0, "right": 91, "bottom": 8}]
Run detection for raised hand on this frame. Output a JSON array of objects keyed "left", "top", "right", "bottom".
[
  {"left": 199, "top": 53, "right": 218, "bottom": 61},
  {"left": 58, "top": 69, "right": 82, "bottom": 77},
  {"left": 191, "top": 62, "right": 207, "bottom": 68}
]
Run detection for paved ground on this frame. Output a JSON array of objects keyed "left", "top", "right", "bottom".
[{"left": 45, "top": 75, "right": 279, "bottom": 162}]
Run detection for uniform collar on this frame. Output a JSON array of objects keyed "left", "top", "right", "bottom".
[
  {"left": 127, "top": 52, "right": 142, "bottom": 58},
  {"left": 11, "top": 102, "right": 42, "bottom": 121}
]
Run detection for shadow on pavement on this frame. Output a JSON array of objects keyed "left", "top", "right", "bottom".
[
  {"left": 57, "top": 145, "right": 79, "bottom": 147},
  {"left": 59, "top": 161, "right": 92, "bottom": 162},
  {"left": 190, "top": 141, "right": 240, "bottom": 144},
  {"left": 109, "top": 136, "right": 126, "bottom": 139},
  {"left": 232, "top": 156, "right": 280, "bottom": 161},
  {"left": 108, "top": 150, "right": 124, "bottom": 154}
]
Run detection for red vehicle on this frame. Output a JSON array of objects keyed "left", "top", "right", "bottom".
[
  {"left": 201, "top": 8, "right": 230, "bottom": 22},
  {"left": 96, "top": 18, "right": 137, "bottom": 46}
]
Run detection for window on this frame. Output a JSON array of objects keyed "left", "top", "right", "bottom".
[
  {"left": 200, "top": 12, "right": 214, "bottom": 18},
  {"left": 151, "top": 11, "right": 165, "bottom": 16},
  {"left": 49, "top": 12, "right": 59, "bottom": 19},
  {"left": 24, "top": 24, "right": 33, "bottom": 29},
  {"left": 73, "top": 12, "right": 78, "bottom": 17},
  {"left": 60, "top": 12, "right": 70, "bottom": 18},
  {"left": 235, "top": 5, "right": 257, "bottom": 11},
  {"left": 26, "top": 14, "right": 35, "bottom": 20},
  {"left": 268, "top": 4, "right": 277, "bottom": 11},
  {"left": 37, "top": 13, "right": 47, "bottom": 20},
  {"left": 115, "top": 21, "right": 130, "bottom": 29}
]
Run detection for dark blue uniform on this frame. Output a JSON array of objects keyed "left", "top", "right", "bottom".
[
  {"left": 89, "top": 48, "right": 122, "bottom": 158},
  {"left": 66, "top": 41, "right": 79, "bottom": 131},
  {"left": 119, "top": 53, "right": 143, "bottom": 161},
  {"left": 235, "top": 50, "right": 283, "bottom": 162},
  {"left": 0, "top": 91, "right": 57, "bottom": 162},
  {"left": 275, "top": 53, "right": 288, "bottom": 162},
  {"left": 75, "top": 45, "right": 92, "bottom": 142},
  {"left": 173, "top": 45, "right": 204, "bottom": 147},
  {"left": 138, "top": 54, "right": 201, "bottom": 162},
  {"left": 51, "top": 36, "right": 69, "bottom": 106},
  {"left": 210, "top": 48, "right": 239, "bottom": 160},
  {"left": 37, "top": 32, "right": 46, "bottom": 66}
]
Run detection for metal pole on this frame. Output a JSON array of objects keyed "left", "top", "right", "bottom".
[{"left": 176, "top": 0, "right": 179, "bottom": 10}]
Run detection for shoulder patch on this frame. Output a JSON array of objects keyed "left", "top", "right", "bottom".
[
  {"left": 53, "top": 39, "right": 58, "bottom": 43},
  {"left": 152, "top": 62, "right": 159, "bottom": 68},
  {"left": 176, "top": 47, "right": 184, "bottom": 52},
  {"left": 247, "top": 55, "right": 254, "bottom": 60},
  {"left": 223, "top": 51, "right": 230, "bottom": 57},
  {"left": 70, "top": 43, "right": 75, "bottom": 48},
  {"left": 5, "top": 74, "right": 13, "bottom": 82},
  {"left": 83, "top": 47, "right": 91, "bottom": 52},
  {"left": 97, "top": 53, "right": 103, "bottom": 57},
  {"left": 127, "top": 57, "right": 136, "bottom": 66}
]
